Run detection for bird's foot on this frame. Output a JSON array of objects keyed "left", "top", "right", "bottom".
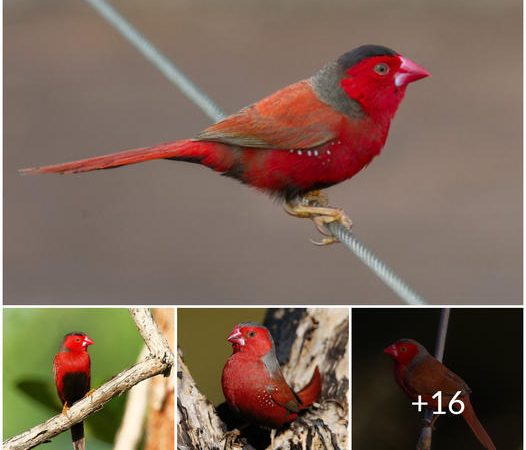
[
  {"left": 284, "top": 191, "right": 352, "bottom": 246},
  {"left": 322, "top": 398, "right": 346, "bottom": 413},
  {"left": 421, "top": 414, "right": 439, "bottom": 430},
  {"left": 221, "top": 429, "right": 241, "bottom": 446},
  {"left": 61, "top": 402, "right": 70, "bottom": 415},
  {"left": 84, "top": 388, "right": 96, "bottom": 398}
]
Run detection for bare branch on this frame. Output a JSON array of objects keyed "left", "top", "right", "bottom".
[
  {"left": 4, "top": 308, "right": 174, "bottom": 450},
  {"left": 417, "top": 308, "right": 451, "bottom": 450},
  {"left": 129, "top": 308, "right": 173, "bottom": 360}
]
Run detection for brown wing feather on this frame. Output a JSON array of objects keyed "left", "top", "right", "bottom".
[
  {"left": 195, "top": 80, "right": 343, "bottom": 150},
  {"left": 407, "top": 358, "right": 470, "bottom": 398},
  {"left": 269, "top": 385, "right": 301, "bottom": 413},
  {"left": 266, "top": 370, "right": 302, "bottom": 413}
]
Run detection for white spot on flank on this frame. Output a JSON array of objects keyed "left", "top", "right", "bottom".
[
  {"left": 314, "top": 150, "right": 319, "bottom": 157},
  {"left": 326, "top": 150, "right": 331, "bottom": 155},
  {"left": 307, "top": 150, "right": 312, "bottom": 156},
  {"left": 297, "top": 150, "right": 302, "bottom": 155}
]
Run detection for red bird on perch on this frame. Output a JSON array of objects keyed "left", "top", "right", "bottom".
[
  {"left": 53, "top": 332, "right": 94, "bottom": 450},
  {"left": 222, "top": 322, "right": 321, "bottom": 428},
  {"left": 385, "top": 338, "right": 496, "bottom": 450},
  {"left": 21, "top": 45, "right": 429, "bottom": 244}
]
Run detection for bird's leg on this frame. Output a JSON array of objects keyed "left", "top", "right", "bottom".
[
  {"left": 421, "top": 410, "right": 440, "bottom": 430},
  {"left": 221, "top": 429, "right": 241, "bottom": 446},
  {"left": 283, "top": 190, "right": 352, "bottom": 245},
  {"left": 84, "top": 388, "right": 96, "bottom": 398},
  {"left": 427, "top": 413, "right": 440, "bottom": 430},
  {"left": 61, "top": 402, "right": 70, "bottom": 415}
]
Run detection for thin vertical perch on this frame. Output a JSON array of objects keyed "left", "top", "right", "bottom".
[{"left": 417, "top": 308, "right": 451, "bottom": 450}]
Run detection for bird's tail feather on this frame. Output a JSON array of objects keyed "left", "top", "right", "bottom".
[
  {"left": 19, "top": 139, "right": 236, "bottom": 175},
  {"left": 297, "top": 366, "right": 322, "bottom": 409},
  {"left": 71, "top": 422, "right": 85, "bottom": 450},
  {"left": 462, "top": 397, "right": 496, "bottom": 450}
]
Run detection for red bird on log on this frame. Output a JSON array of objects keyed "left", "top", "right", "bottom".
[
  {"left": 53, "top": 332, "right": 94, "bottom": 450},
  {"left": 385, "top": 338, "right": 496, "bottom": 450},
  {"left": 222, "top": 322, "right": 321, "bottom": 428},
  {"left": 21, "top": 45, "right": 429, "bottom": 244}
]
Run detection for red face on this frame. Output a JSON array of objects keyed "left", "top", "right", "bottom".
[
  {"left": 340, "top": 54, "right": 430, "bottom": 119},
  {"left": 226, "top": 324, "right": 273, "bottom": 357},
  {"left": 384, "top": 339, "right": 420, "bottom": 365},
  {"left": 63, "top": 333, "right": 95, "bottom": 353}
]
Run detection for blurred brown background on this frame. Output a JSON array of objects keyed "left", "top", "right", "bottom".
[
  {"left": 352, "top": 308, "right": 523, "bottom": 449},
  {"left": 5, "top": 0, "right": 522, "bottom": 304}
]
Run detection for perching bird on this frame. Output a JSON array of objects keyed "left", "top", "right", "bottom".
[
  {"left": 53, "top": 332, "right": 94, "bottom": 450},
  {"left": 384, "top": 338, "right": 496, "bottom": 450},
  {"left": 21, "top": 44, "right": 429, "bottom": 244},
  {"left": 222, "top": 322, "right": 321, "bottom": 428}
]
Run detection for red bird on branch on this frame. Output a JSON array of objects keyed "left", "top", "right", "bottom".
[
  {"left": 53, "top": 332, "right": 94, "bottom": 450},
  {"left": 222, "top": 322, "right": 321, "bottom": 428},
  {"left": 21, "top": 45, "right": 429, "bottom": 244},
  {"left": 385, "top": 338, "right": 496, "bottom": 450}
]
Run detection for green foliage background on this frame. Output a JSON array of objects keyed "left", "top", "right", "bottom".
[
  {"left": 3, "top": 308, "right": 143, "bottom": 449},
  {"left": 178, "top": 308, "right": 266, "bottom": 405}
]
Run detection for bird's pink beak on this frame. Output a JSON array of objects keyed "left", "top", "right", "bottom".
[
  {"left": 83, "top": 336, "right": 95, "bottom": 347},
  {"left": 227, "top": 325, "right": 245, "bottom": 347},
  {"left": 395, "top": 56, "right": 430, "bottom": 88},
  {"left": 384, "top": 344, "right": 397, "bottom": 358}
]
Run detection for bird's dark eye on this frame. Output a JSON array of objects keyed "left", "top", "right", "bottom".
[
  {"left": 75, "top": 338, "right": 81, "bottom": 342},
  {"left": 247, "top": 331, "right": 256, "bottom": 338},
  {"left": 400, "top": 346, "right": 406, "bottom": 352},
  {"left": 374, "top": 63, "right": 389, "bottom": 75}
]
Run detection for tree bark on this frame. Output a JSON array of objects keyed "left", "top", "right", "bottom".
[{"left": 144, "top": 308, "right": 175, "bottom": 450}]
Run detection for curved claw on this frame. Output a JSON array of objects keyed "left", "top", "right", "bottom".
[
  {"left": 309, "top": 236, "right": 340, "bottom": 246},
  {"left": 284, "top": 191, "right": 352, "bottom": 246},
  {"left": 313, "top": 220, "right": 333, "bottom": 237}
]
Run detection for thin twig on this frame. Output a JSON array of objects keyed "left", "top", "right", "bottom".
[
  {"left": 326, "top": 223, "right": 425, "bottom": 305},
  {"left": 85, "top": 0, "right": 426, "bottom": 305},
  {"left": 85, "top": 0, "right": 224, "bottom": 122},
  {"left": 417, "top": 308, "right": 451, "bottom": 450},
  {"left": 3, "top": 308, "right": 174, "bottom": 450}
]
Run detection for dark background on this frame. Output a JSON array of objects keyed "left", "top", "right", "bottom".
[
  {"left": 5, "top": 0, "right": 522, "bottom": 304},
  {"left": 352, "top": 308, "right": 523, "bottom": 449}
]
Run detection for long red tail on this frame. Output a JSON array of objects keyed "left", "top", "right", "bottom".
[
  {"left": 19, "top": 139, "right": 236, "bottom": 175},
  {"left": 462, "top": 397, "right": 496, "bottom": 450},
  {"left": 297, "top": 366, "right": 322, "bottom": 409}
]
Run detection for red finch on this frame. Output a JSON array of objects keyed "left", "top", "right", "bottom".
[
  {"left": 53, "top": 332, "right": 94, "bottom": 450},
  {"left": 21, "top": 45, "right": 429, "bottom": 243},
  {"left": 384, "top": 338, "right": 496, "bottom": 450},
  {"left": 222, "top": 322, "right": 321, "bottom": 428}
]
